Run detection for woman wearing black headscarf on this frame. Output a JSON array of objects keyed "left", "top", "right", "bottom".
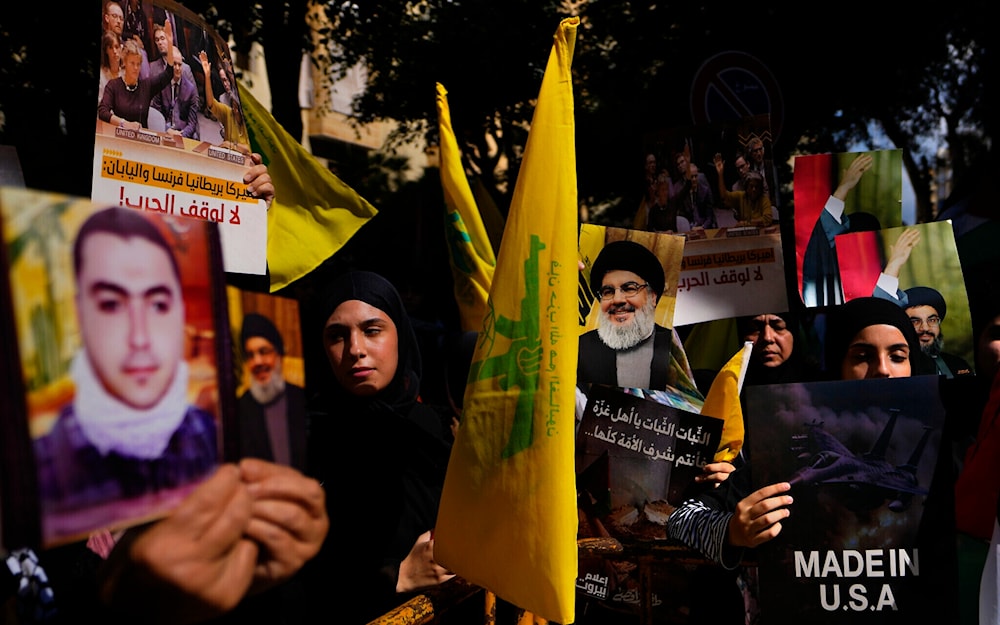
[
  {"left": 303, "top": 271, "right": 454, "bottom": 623},
  {"left": 823, "top": 296, "right": 937, "bottom": 379},
  {"left": 736, "top": 309, "right": 822, "bottom": 386}
]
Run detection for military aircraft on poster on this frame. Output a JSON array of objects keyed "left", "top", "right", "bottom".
[{"left": 786, "top": 409, "right": 933, "bottom": 512}]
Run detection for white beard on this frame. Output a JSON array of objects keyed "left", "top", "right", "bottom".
[
  {"left": 248, "top": 358, "right": 287, "bottom": 405},
  {"left": 596, "top": 297, "right": 657, "bottom": 350}
]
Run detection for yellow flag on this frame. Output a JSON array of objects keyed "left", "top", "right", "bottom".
[
  {"left": 435, "top": 17, "right": 579, "bottom": 624},
  {"left": 436, "top": 83, "right": 496, "bottom": 332},
  {"left": 700, "top": 341, "right": 752, "bottom": 462},
  {"left": 239, "top": 85, "right": 378, "bottom": 292}
]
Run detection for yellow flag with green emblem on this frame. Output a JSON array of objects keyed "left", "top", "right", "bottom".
[
  {"left": 239, "top": 85, "right": 378, "bottom": 292},
  {"left": 435, "top": 17, "right": 579, "bottom": 624},
  {"left": 436, "top": 82, "right": 496, "bottom": 332}
]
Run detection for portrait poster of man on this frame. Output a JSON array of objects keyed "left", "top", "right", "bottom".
[
  {"left": 794, "top": 149, "right": 904, "bottom": 308},
  {"left": 579, "top": 224, "right": 685, "bottom": 332},
  {"left": 92, "top": 0, "right": 267, "bottom": 275},
  {"left": 834, "top": 220, "right": 974, "bottom": 371},
  {"left": 227, "top": 287, "right": 307, "bottom": 471},
  {"left": 0, "top": 186, "right": 232, "bottom": 549},
  {"left": 744, "top": 377, "right": 958, "bottom": 624}
]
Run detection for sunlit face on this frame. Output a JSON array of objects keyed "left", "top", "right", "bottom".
[
  {"left": 154, "top": 29, "right": 168, "bottom": 54},
  {"left": 323, "top": 300, "right": 399, "bottom": 397},
  {"left": 598, "top": 270, "right": 654, "bottom": 327},
  {"left": 244, "top": 336, "right": 280, "bottom": 385},
  {"left": 104, "top": 3, "right": 124, "bottom": 35},
  {"left": 76, "top": 233, "right": 185, "bottom": 409},
  {"left": 840, "top": 324, "right": 911, "bottom": 380},
  {"left": 906, "top": 304, "right": 941, "bottom": 348},
  {"left": 743, "top": 314, "right": 794, "bottom": 368},
  {"left": 123, "top": 51, "right": 142, "bottom": 84}
]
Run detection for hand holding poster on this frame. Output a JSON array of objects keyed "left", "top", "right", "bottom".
[
  {"left": 0, "top": 187, "right": 233, "bottom": 549},
  {"left": 744, "top": 377, "right": 958, "bottom": 624}
]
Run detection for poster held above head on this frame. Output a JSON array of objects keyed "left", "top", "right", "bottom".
[
  {"left": 794, "top": 149, "right": 904, "bottom": 308},
  {"left": 92, "top": 0, "right": 267, "bottom": 276}
]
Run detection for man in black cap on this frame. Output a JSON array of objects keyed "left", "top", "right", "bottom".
[
  {"left": 873, "top": 282, "right": 973, "bottom": 378},
  {"left": 900, "top": 286, "right": 972, "bottom": 378},
  {"left": 238, "top": 312, "right": 308, "bottom": 469},
  {"left": 578, "top": 239, "right": 690, "bottom": 390}
]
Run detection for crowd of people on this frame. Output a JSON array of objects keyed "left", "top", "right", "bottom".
[
  {"left": 4, "top": 139, "right": 999, "bottom": 624},
  {"left": 2, "top": 6, "right": 998, "bottom": 623},
  {"left": 96, "top": 0, "right": 243, "bottom": 150}
]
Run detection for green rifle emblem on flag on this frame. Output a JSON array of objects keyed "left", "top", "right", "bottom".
[{"left": 468, "top": 235, "right": 544, "bottom": 458}]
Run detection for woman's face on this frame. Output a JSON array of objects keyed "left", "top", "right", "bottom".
[
  {"left": 840, "top": 324, "right": 912, "bottom": 380},
  {"left": 123, "top": 51, "right": 142, "bottom": 83},
  {"left": 323, "top": 299, "right": 399, "bottom": 397},
  {"left": 106, "top": 40, "right": 122, "bottom": 69},
  {"left": 743, "top": 314, "right": 794, "bottom": 368}
]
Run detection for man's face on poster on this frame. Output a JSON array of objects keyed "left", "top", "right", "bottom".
[
  {"left": 735, "top": 156, "right": 750, "bottom": 179},
  {"left": 155, "top": 29, "right": 168, "bottom": 55},
  {"left": 594, "top": 268, "right": 660, "bottom": 353},
  {"left": 598, "top": 270, "right": 653, "bottom": 325},
  {"left": 76, "top": 233, "right": 185, "bottom": 410},
  {"left": 104, "top": 2, "right": 124, "bottom": 36},
  {"left": 906, "top": 304, "right": 942, "bottom": 352},
  {"left": 245, "top": 336, "right": 281, "bottom": 386}
]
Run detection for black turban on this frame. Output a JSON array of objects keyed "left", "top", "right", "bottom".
[
  {"left": 904, "top": 286, "right": 947, "bottom": 320},
  {"left": 589, "top": 240, "right": 666, "bottom": 298},
  {"left": 240, "top": 313, "right": 284, "bottom": 356},
  {"left": 824, "top": 296, "right": 931, "bottom": 376},
  {"left": 316, "top": 271, "right": 422, "bottom": 410}
]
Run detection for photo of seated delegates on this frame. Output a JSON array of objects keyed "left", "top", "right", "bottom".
[
  {"left": 98, "top": 18, "right": 177, "bottom": 131},
  {"left": 833, "top": 220, "right": 975, "bottom": 378},
  {"left": 199, "top": 46, "right": 251, "bottom": 154},
  {"left": 794, "top": 149, "right": 904, "bottom": 308},
  {"left": 634, "top": 115, "right": 779, "bottom": 238},
  {"left": 0, "top": 192, "right": 230, "bottom": 549},
  {"left": 149, "top": 45, "right": 201, "bottom": 139}
]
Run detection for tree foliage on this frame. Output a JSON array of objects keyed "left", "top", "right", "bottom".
[{"left": 306, "top": 0, "right": 994, "bottom": 224}]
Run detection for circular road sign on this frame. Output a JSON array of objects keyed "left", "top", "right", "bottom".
[{"left": 690, "top": 51, "right": 784, "bottom": 140}]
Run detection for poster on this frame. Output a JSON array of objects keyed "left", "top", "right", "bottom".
[
  {"left": 672, "top": 232, "right": 787, "bottom": 326},
  {"left": 744, "top": 377, "right": 958, "bottom": 624},
  {"left": 92, "top": 0, "right": 266, "bottom": 275},
  {"left": 0, "top": 186, "right": 233, "bottom": 549}
]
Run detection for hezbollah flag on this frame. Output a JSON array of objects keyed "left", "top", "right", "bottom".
[
  {"left": 239, "top": 84, "right": 378, "bottom": 292},
  {"left": 435, "top": 17, "right": 579, "bottom": 624},
  {"left": 436, "top": 82, "right": 496, "bottom": 332},
  {"left": 700, "top": 341, "right": 752, "bottom": 462}
]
